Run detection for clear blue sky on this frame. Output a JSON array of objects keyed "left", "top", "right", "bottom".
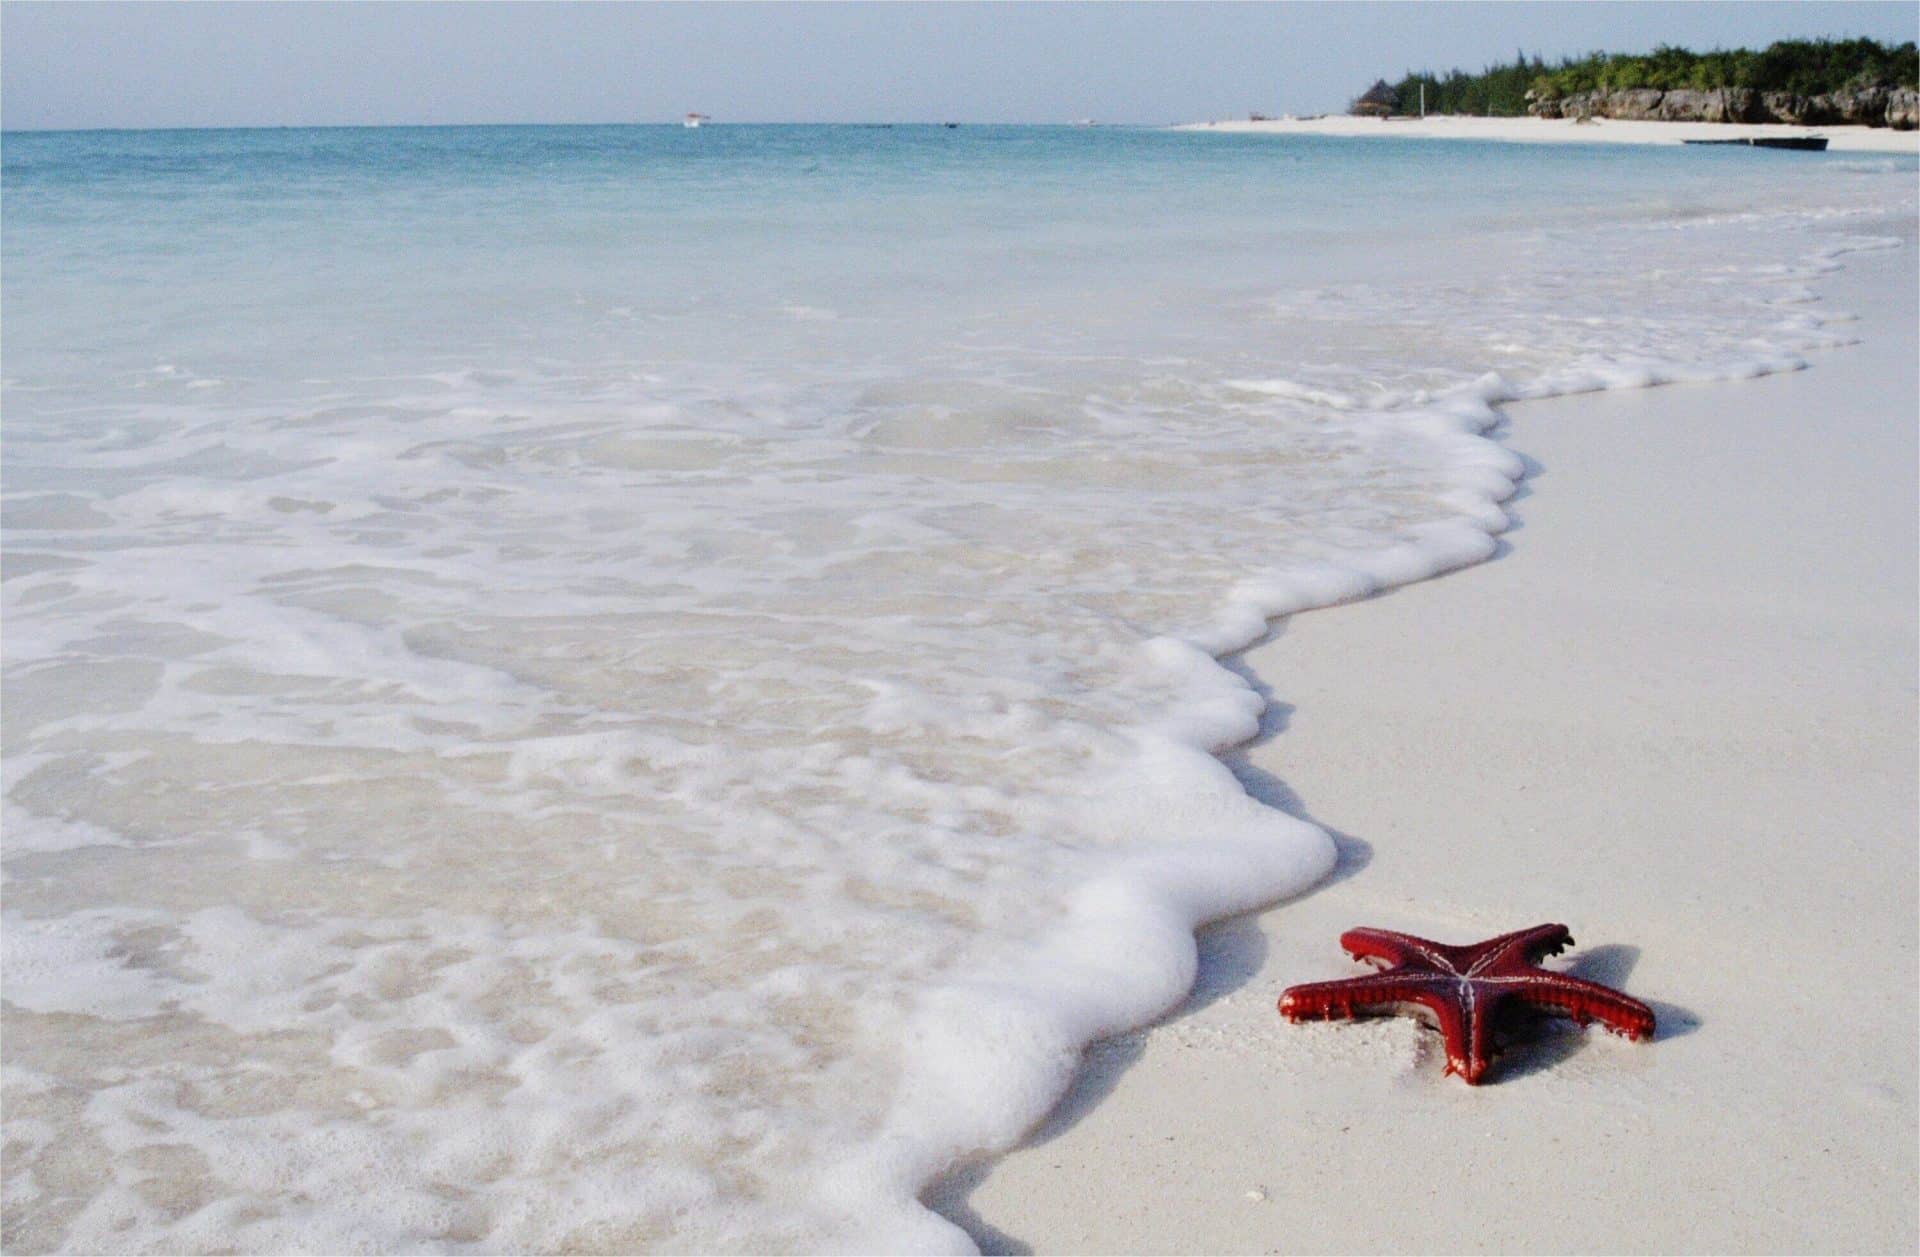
[{"left": 4, "top": 1, "right": 1914, "bottom": 130}]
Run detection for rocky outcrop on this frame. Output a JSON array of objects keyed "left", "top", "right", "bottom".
[
  {"left": 1655, "top": 88, "right": 1764, "bottom": 123},
  {"left": 1760, "top": 91, "right": 1813, "bottom": 124},
  {"left": 1604, "top": 89, "right": 1665, "bottom": 120},
  {"left": 1890, "top": 88, "right": 1920, "bottom": 129},
  {"left": 1833, "top": 85, "right": 1889, "bottom": 125},
  {"left": 1528, "top": 84, "right": 1917, "bottom": 129}
]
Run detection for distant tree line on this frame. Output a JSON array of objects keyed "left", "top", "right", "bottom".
[{"left": 1389, "top": 38, "right": 1920, "bottom": 116}]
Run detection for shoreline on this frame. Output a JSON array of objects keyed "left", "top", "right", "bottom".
[
  {"left": 1176, "top": 113, "right": 1920, "bottom": 153},
  {"left": 930, "top": 223, "right": 1917, "bottom": 1251}
]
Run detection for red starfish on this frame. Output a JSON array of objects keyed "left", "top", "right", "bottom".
[{"left": 1278, "top": 923, "right": 1655, "bottom": 1084}]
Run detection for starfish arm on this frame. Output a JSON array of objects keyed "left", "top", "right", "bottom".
[
  {"left": 1466, "top": 922, "right": 1573, "bottom": 974},
  {"left": 1278, "top": 971, "right": 1447, "bottom": 1020},
  {"left": 1338, "top": 927, "right": 1455, "bottom": 971},
  {"left": 1409, "top": 985, "right": 1504, "bottom": 1084},
  {"left": 1511, "top": 971, "right": 1657, "bottom": 1039}
]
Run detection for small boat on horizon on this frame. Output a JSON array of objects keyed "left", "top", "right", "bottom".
[
  {"left": 1682, "top": 134, "right": 1828, "bottom": 151},
  {"left": 683, "top": 113, "right": 710, "bottom": 129}
]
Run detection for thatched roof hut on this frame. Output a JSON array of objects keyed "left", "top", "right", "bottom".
[{"left": 1351, "top": 79, "right": 1399, "bottom": 117}]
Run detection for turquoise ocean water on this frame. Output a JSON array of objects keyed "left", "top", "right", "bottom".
[{"left": 4, "top": 125, "right": 1912, "bottom": 1251}]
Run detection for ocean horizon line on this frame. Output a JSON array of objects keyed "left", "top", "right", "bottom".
[{"left": 1, "top": 118, "right": 1152, "bottom": 137}]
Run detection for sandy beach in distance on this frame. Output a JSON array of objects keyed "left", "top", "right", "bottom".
[
  {"left": 1179, "top": 112, "right": 1920, "bottom": 153},
  {"left": 931, "top": 212, "right": 1918, "bottom": 1251}
]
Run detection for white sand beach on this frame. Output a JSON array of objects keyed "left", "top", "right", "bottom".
[
  {"left": 1180, "top": 113, "right": 1920, "bottom": 153},
  {"left": 931, "top": 213, "right": 1918, "bottom": 1251}
]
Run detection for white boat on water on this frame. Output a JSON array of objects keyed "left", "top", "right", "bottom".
[{"left": 683, "top": 113, "right": 709, "bottom": 129}]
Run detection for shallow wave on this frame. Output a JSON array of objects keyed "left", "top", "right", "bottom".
[{"left": 3, "top": 129, "right": 1913, "bottom": 1251}]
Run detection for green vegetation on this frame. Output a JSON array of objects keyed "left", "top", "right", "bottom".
[{"left": 1389, "top": 38, "right": 1920, "bottom": 116}]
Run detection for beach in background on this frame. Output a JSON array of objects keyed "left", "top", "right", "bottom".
[
  {"left": 4, "top": 125, "right": 1915, "bottom": 1252},
  {"left": 1181, "top": 113, "right": 1920, "bottom": 152}
]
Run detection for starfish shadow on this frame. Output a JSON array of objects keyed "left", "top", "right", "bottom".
[
  {"left": 1485, "top": 942, "right": 1699, "bottom": 1082},
  {"left": 1563, "top": 942, "right": 1699, "bottom": 1044}
]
